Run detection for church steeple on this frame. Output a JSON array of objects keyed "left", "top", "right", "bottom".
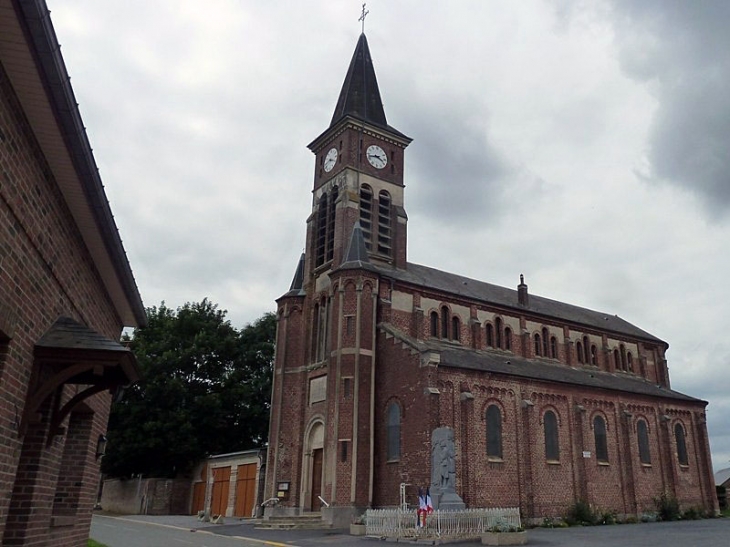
[
  {"left": 307, "top": 33, "right": 412, "bottom": 273},
  {"left": 330, "top": 34, "right": 387, "bottom": 128}
]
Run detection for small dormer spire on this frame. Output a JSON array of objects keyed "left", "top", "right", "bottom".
[{"left": 518, "top": 274, "right": 529, "bottom": 306}]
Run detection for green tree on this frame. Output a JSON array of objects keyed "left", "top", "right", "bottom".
[{"left": 102, "top": 300, "right": 275, "bottom": 478}]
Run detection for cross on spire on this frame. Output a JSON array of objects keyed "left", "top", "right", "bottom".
[{"left": 359, "top": 3, "right": 369, "bottom": 34}]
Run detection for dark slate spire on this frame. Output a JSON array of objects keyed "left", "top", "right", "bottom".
[
  {"left": 331, "top": 33, "right": 387, "bottom": 128},
  {"left": 283, "top": 254, "right": 306, "bottom": 297},
  {"left": 337, "top": 222, "right": 378, "bottom": 272}
]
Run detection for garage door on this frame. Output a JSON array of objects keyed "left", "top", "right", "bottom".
[{"left": 234, "top": 463, "right": 257, "bottom": 517}]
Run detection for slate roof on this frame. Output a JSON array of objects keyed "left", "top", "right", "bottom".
[
  {"left": 714, "top": 467, "right": 730, "bottom": 487},
  {"left": 36, "top": 316, "right": 132, "bottom": 353},
  {"left": 329, "top": 33, "right": 409, "bottom": 140},
  {"left": 336, "top": 221, "right": 379, "bottom": 273},
  {"left": 380, "top": 324, "right": 700, "bottom": 403},
  {"left": 378, "top": 262, "right": 664, "bottom": 344},
  {"left": 35, "top": 316, "right": 139, "bottom": 384},
  {"left": 282, "top": 253, "right": 306, "bottom": 297}
]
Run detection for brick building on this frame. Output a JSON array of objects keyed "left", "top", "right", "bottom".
[
  {"left": 264, "top": 33, "right": 717, "bottom": 523},
  {"left": 0, "top": 1, "right": 145, "bottom": 545}
]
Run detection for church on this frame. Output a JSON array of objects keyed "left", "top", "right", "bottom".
[{"left": 264, "top": 32, "right": 717, "bottom": 524}]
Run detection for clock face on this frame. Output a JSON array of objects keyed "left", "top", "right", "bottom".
[
  {"left": 366, "top": 145, "right": 387, "bottom": 169},
  {"left": 323, "top": 148, "right": 338, "bottom": 172}
]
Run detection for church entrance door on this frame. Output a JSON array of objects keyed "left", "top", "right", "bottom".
[
  {"left": 310, "top": 448, "right": 323, "bottom": 510},
  {"left": 303, "top": 420, "right": 325, "bottom": 512}
]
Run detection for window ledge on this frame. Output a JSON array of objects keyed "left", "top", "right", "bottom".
[
  {"left": 597, "top": 461, "right": 610, "bottom": 466},
  {"left": 641, "top": 463, "right": 653, "bottom": 468},
  {"left": 546, "top": 460, "right": 561, "bottom": 465},
  {"left": 487, "top": 457, "right": 504, "bottom": 464},
  {"left": 50, "top": 515, "right": 77, "bottom": 528},
  {"left": 386, "top": 459, "right": 400, "bottom": 464}
]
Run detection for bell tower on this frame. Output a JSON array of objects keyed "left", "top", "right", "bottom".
[
  {"left": 306, "top": 33, "right": 412, "bottom": 278},
  {"left": 265, "top": 31, "right": 410, "bottom": 520}
]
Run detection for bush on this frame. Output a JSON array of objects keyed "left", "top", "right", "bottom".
[
  {"left": 489, "top": 517, "right": 523, "bottom": 533},
  {"left": 565, "top": 500, "right": 597, "bottom": 526},
  {"left": 654, "top": 493, "right": 681, "bottom": 521},
  {"left": 682, "top": 507, "right": 701, "bottom": 520},
  {"left": 599, "top": 510, "right": 617, "bottom": 525}
]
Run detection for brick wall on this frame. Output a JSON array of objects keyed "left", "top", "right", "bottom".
[
  {"left": 101, "top": 478, "right": 191, "bottom": 515},
  {"left": 371, "top": 346, "right": 713, "bottom": 518},
  {"left": 0, "top": 61, "right": 125, "bottom": 546}
]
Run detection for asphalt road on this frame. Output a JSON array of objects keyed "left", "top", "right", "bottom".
[
  {"left": 90, "top": 515, "right": 286, "bottom": 547},
  {"left": 91, "top": 513, "right": 730, "bottom": 547}
]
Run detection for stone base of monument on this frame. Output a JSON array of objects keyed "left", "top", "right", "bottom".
[{"left": 431, "top": 490, "right": 466, "bottom": 511}]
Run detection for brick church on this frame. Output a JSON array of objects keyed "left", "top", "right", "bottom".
[{"left": 264, "top": 33, "right": 717, "bottom": 523}]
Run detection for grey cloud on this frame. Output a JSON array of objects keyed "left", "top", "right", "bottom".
[
  {"left": 609, "top": 0, "right": 730, "bottom": 217},
  {"left": 396, "top": 98, "right": 513, "bottom": 227}
]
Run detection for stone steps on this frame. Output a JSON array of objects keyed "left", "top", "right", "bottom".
[{"left": 255, "top": 513, "right": 331, "bottom": 530}]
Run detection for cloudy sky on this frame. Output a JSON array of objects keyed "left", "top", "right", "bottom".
[{"left": 46, "top": 1, "right": 730, "bottom": 472}]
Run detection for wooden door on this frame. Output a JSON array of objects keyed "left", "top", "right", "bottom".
[
  {"left": 191, "top": 463, "right": 208, "bottom": 514},
  {"left": 191, "top": 482, "right": 206, "bottom": 514},
  {"left": 211, "top": 467, "right": 231, "bottom": 516},
  {"left": 233, "top": 463, "right": 257, "bottom": 517},
  {"left": 310, "top": 448, "right": 323, "bottom": 511}
]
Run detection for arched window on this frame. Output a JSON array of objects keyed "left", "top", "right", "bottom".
[
  {"left": 312, "top": 303, "right": 320, "bottom": 361},
  {"left": 534, "top": 333, "right": 541, "bottom": 356},
  {"left": 440, "top": 306, "right": 449, "bottom": 339},
  {"left": 359, "top": 185, "right": 373, "bottom": 250},
  {"left": 430, "top": 312, "right": 439, "bottom": 338},
  {"left": 614, "top": 349, "right": 621, "bottom": 370},
  {"left": 504, "top": 327, "right": 512, "bottom": 351},
  {"left": 495, "top": 318, "right": 503, "bottom": 349},
  {"left": 576, "top": 342, "right": 584, "bottom": 363},
  {"left": 637, "top": 420, "right": 651, "bottom": 464},
  {"left": 451, "top": 316, "right": 460, "bottom": 341},
  {"left": 387, "top": 402, "right": 401, "bottom": 460},
  {"left": 315, "top": 194, "right": 328, "bottom": 266},
  {"left": 620, "top": 344, "right": 627, "bottom": 371},
  {"left": 542, "top": 328, "right": 549, "bottom": 357},
  {"left": 675, "top": 423, "right": 688, "bottom": 466},
  {"left": 594, "top": 415, "right": 609, "bottom": 463},
  {"left": 590, "top": 345, "right": 598, "bottom": 366},
  {"left": 486, "top": 405, "right": 503, "bottom": 459},
  {"left": 485, "top": 324, "right": 494, "bottom": 347},
  {"left": 544, "top": 410, "right": 559, "bottom": 461},
  {"left": 326, "top": 187, "right": 338, "bottom": 262},
  {"left": 377, "top": 190, "right": 392, "bottom": 257},
  {"left": 627, "top": 352, "right": 633, "bottom": 372},
  {"left": 312, "top": 302, "right": 328, "bottom": 362},
  {"left": 550, "top": 336, "right": 558, "bottom": 359}
]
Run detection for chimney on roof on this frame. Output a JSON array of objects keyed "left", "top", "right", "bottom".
[{"left": 518, "top": 274, "right": 529, "bottom": 306}]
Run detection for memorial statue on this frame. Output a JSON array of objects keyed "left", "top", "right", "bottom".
[{"left": 430, "top": 427, "right": 465, "bottom": 510}]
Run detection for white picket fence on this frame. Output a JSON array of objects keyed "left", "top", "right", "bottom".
[{"left": 365, "top": 507, "right": 521, "bottom": 540}]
